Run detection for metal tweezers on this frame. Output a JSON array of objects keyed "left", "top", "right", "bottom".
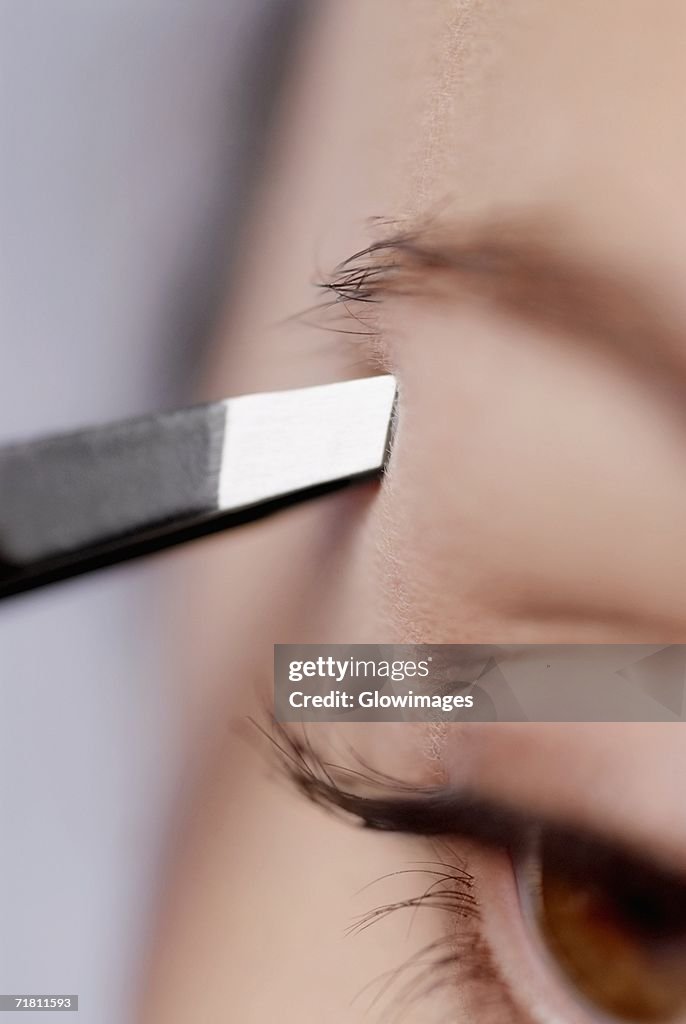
[{"left": 0, "top": 375, "right": 397, "bottom": 599}]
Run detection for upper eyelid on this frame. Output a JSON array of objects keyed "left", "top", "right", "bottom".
[
  {"left": 260, "top": 719, "right": 686, "bottom": 898},
  {"left": 261, "top": 717, "right": 532, "bottom": 1023},
  {"left": 260, "top": 725, "right": 686, "bottom": 1024}
]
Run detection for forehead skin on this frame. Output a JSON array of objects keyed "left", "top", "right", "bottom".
[
  {"left": 144, "top": 5, "right": 686, "bottom": 1023},
  {"left": 415, "top": 0, "right": 686, "bottom": 258},
  {"left": 204, "top": 0, "right": 686, "bottom": 642},
  {"left": 381, "top": 0, "right": 686, "bottom": 640}
]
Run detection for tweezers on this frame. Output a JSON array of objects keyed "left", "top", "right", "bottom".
[{"left": 0, "top": 375, "right": 397, "bottom": 599}]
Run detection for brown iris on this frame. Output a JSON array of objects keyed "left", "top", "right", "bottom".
[{"left": 528, "top": 833, "right": 686, "bottom": 1022}]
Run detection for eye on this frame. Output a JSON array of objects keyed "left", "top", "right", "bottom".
[{"left": 517, "top": 832, "right": 686, "bottom": 1023}]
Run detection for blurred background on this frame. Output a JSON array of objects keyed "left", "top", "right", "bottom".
[{"left": 0, "top": 3, "right": 306, "bottom": 1020}]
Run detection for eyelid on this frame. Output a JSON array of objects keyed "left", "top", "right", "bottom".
[
  {"left": 475, "top": 842, "right": 597, "bottom": 1024},
  {"left": 260, "top": 719, "right": 686, "bottom": 906},
  {"left": 263, "top": 721, "right": 686, "bottom": 1023}
]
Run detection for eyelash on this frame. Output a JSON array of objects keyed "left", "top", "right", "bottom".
[
  {"left": 254, "top": 718, "right": 525, "bottom": 1021},
  {"left": 254, "top": 718, "right": 686, "bottom": 1024},
  {"left": 348, "top": 858, "right": 482, "bottom": 1016}
]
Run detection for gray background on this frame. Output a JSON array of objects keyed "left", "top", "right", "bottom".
[{"left": 0, "top": 3, "right": 301, "bottom": 1022}]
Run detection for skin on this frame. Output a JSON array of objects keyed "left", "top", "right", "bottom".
[{"left": 141, "top": 3, "right": 686, "bottom": 1022}]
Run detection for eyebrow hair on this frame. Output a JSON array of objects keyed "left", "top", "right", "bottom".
[{"left": 319, "top": 217, "right": 686, "bottom": 402}]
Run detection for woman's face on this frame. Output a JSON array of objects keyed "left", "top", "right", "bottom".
[{"left": 143, "top": 3, "right": 686, "bottom": 1022}]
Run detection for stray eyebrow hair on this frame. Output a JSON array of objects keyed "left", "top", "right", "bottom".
[
  {"left": 258, "top": 719, "right": 686, "bottom": 892},
  {"left": 318, "top": 216, "right": 686, "bottom": 400}
]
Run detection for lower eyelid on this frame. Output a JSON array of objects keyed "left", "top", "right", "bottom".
[
  {"left": 470, "top": 844, "right": 596, "bottom": 1024},
  {"left": 345, "top": 840, "right": 477, "bottom": 1019},
  {"left": 435, "top": 840, "right": 536, "bottom": 1024}
]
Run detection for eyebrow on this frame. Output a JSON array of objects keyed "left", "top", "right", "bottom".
[{"left": 320, "top": 218, "right": 686, "bottom": 400}]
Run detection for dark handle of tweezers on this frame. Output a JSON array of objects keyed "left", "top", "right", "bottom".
[{"left": 0, "top": 404, "right": 373, "bottom": 601}]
